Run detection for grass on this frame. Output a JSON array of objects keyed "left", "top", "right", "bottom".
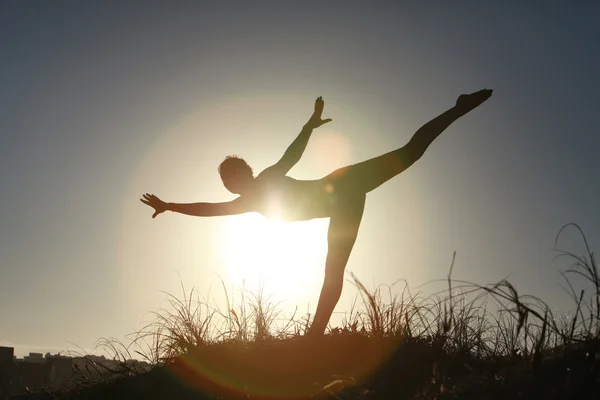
[{"left": 5, "top": 223, "right": 600, "bottom": 399}]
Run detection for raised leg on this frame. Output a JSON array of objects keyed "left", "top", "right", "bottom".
[
  {"left": 308, "top": 193, "right": 366, "bottom": 336},
  {"left": 325, "top": 89, "right": 493, "bottom": 194}
]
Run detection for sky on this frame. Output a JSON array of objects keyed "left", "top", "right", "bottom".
[{"left": 1, "top": 1, "right": 599, "bottom": 357}]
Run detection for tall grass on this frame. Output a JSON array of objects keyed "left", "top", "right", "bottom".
[
  {"left": 62, "top": 222, "right": 597, "bottom": 399},
  {"left": 96, "top": 223, "right": 595, "bottom": 368}
]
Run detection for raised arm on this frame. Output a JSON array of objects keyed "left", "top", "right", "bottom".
[
  {"left": 265, "top": 96, "right": 332, "bottom": 176},
  {"left": 140, "top": 193, "right": 250, "bottom": 218}
]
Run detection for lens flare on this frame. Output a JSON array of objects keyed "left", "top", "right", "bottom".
[{"left": 308, "top": 129, "right": 352, "bottom": 173}]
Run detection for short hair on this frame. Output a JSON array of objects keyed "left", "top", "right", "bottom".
[{"left": 218, "top": 155, "right": 253, "bottom": 182}]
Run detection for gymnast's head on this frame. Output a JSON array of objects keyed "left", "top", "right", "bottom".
[{"left": 218, "top": 155, "right": 254, "bottom": 195}]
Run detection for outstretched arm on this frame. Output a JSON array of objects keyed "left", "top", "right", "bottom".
[
  {"left": 265, "top": 96, "right": 332, "bottom": 176},
  {"left": 140, "top": 193, "right": 250, "bottom": 218}
]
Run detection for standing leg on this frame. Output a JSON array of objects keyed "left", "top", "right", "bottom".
[
  {"left": 308, "top": 193, "right": 366, "bottom": 336},
  {"left": 325, "top": 89, "right": 493, "bottom": 194}
]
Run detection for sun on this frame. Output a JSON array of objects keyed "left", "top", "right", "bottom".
[{"left": 219, "top": 213, "right": 329, "bottom": 304}]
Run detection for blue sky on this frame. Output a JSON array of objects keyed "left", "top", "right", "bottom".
[{"left": 1, "top": 1, "right": 599, "bottom": 356}]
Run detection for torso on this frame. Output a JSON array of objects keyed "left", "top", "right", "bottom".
[{"left": 247, "top": 171, "right": 333, "bottom": 222}]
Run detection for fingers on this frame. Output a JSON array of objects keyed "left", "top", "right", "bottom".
[
  {"left": 141, "top": 193, "right": 159, "bottom": 212},
  {"left": 314, "top": 96, "right": 324, "bottom": 117},
  {"left": 140, "top": 193, "right": 163, "bottom": 219},
  {"left": 142, "top": 193, "right": 158, "bottom": 202}
]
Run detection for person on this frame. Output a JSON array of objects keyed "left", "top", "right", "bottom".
[{"left": 141, "top": 89, "right": 493, "bottom": 335}]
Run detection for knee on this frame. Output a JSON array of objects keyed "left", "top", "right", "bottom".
[
  {"left": 323, "top": 265, "right": 345, "bottom": 283},
  {"left": 322, "top": 268, "right": 345, "bottom": 298}
]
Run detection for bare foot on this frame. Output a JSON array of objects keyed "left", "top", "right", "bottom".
[{"left": 456, "top": 89, "right": 493, "bottom": 112}]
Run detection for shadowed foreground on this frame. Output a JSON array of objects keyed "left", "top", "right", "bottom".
[
  {"left": 7, "top": 334, "right": 600, "bottom": 400},
  {"left": 6, "top": 223, "right": 600, "bottom": 399}
]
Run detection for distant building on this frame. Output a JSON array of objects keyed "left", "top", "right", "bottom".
[
  {"left": 23, "top": 352, "right": 45, "bottom": 363},
  {"left": 46, "top": 355, "right": 74, "bottom": 389},
  {"left": 0, "top": 346, "right": 18, "bottom": 393},
  {"left": 0, "top": 346, "right": 14, "bottom": 365},
  {"left": 0, "top": 349, "right": 150, "bottom": 395}
]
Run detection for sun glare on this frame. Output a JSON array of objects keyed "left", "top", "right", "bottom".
[{"left": 219, "top": 213, "right": 329, "bottom": 303}]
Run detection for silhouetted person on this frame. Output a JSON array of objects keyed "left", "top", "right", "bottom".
[{"left": 141, "top": 90, "right": 493, "bottom": 335}]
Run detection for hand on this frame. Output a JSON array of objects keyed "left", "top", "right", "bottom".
[
  {"left": 305, "top": 96, "right": 332, "bottom": 129},
  {"left": 140, "top": 193, "right": 168, "bottom": 218}
]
